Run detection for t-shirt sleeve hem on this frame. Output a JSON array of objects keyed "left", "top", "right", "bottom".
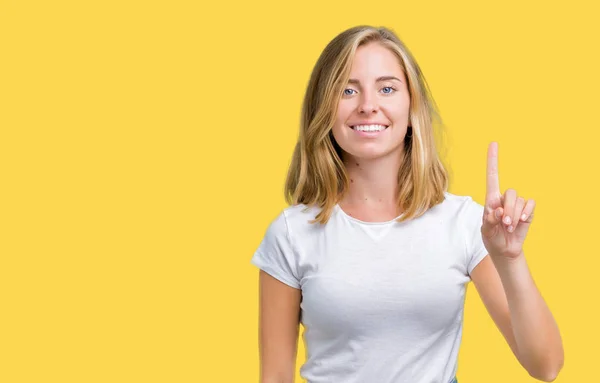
[
  {"left": 251, "top": 255, "right": 301, "bottom": 289},
  {"left": 468, "top": 248, "right": 489, "bottom": 277}
]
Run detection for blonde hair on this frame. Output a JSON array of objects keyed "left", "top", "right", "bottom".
[{"left": 285, "top": 25, "right": 450, "bottom": 224}]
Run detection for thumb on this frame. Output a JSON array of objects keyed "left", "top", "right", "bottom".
[{"left": 481, "top": 206, "right": 503, "bottom": 237}]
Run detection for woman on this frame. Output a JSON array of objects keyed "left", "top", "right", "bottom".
[{"left": 250, "top": 25, "right": 563, "bottom": 383}]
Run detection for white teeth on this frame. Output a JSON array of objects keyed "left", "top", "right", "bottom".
[{"left": 352, "top": 124, "right": 387, "bottom": 132}]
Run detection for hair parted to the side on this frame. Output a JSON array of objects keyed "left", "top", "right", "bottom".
[{"left": 284, "top": 25, "right": 451, "bottom": 225}]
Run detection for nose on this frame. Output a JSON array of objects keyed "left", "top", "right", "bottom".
[{"left": 358, "top": 91, "right": 379, "bottom": 114}]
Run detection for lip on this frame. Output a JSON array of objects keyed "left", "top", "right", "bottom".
[
  {"left": 348, "top": 124, "right": 389, "bottom": 138},
  {"left": 349, "top": 122, "right": 390, "bottom": 127}
]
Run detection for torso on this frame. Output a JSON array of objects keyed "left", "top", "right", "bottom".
[{"left": 251, "top": 192, "right": 489, "bottom": 382}]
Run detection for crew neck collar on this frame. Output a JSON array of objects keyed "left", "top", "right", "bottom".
[{"left": 334, "top": 204, "right": 404, "bottom": 225}]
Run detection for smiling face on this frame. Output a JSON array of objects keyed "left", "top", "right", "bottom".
[{"left": 331, "top": 42, "right": 411, "bottom": 161}]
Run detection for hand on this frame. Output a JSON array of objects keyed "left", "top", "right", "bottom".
[{"left": 481, "top": 142, "right": 536, "bottom": 259}]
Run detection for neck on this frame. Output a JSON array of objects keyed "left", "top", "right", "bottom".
[{"left": 340, "top": 151, "right": 404, "bottom": 208}]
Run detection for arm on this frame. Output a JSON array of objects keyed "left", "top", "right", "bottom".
[
  {"left": 471, "top": 254, "right": 564, "bottom": 381},
  {"left": 258, "top": 270, "right": 302, "bottom": 383},
  {"left": 475, "top": 142, "right": 564, "bottom": 381}
]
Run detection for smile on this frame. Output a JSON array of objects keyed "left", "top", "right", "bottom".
[{"left": 349, "top": 124, "right": 389, "bottom": 137}]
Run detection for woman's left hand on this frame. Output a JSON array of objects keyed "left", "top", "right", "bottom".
[{"left": 481, "top": 142, "right": 536, "bottom": 259}]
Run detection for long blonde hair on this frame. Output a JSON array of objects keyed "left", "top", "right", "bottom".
[{"left": 285, "top": 25, "right": 450, "bottom": 224}]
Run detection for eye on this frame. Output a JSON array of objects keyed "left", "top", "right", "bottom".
[
  {"left": 382, "top": 86, "right": 396, "bottom": 94},
  {"left": 343, "top": 88, "right": 356, "bottom": 96}
]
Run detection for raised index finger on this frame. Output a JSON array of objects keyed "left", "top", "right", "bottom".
[{"left": 486, "top": 141, "right": 501, "bottom": 206}]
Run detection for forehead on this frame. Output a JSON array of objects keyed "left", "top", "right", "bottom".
[{"left": 348, "top": 43, "right": 403, "bottom": 78}]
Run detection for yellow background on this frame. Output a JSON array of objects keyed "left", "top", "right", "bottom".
[{"left": 1, "top": 0, "right": 597, "bottom": 382}]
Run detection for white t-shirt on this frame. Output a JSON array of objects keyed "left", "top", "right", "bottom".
[{"left": 250, "top": 192, "right": 489, "bottom": 383}]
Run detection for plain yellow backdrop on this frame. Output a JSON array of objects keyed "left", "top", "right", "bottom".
[{"left": 1, "top": 0, "right": 598, "bottom": 382}]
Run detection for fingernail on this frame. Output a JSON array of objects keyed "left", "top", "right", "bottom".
[
  {"left": 504, "top": 216, "right": 511, "bottom": 225},
  {"left": 495, "top": 210, "right": 501, "bottom": 218},
  {"left": 508, "top": 225, "right": 514, "bottom": 232},
  {"left": 521, "top": 214, "right": 527, "bottom": 221}
]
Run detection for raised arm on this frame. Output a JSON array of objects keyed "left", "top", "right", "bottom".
[
  {"left": 477, "top": 142, "right": 564, "bottom": 380},
  {"left": 258, "top": 270, "right": 302, "bottom": 383}
]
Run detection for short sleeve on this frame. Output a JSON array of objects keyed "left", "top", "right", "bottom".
[
  {"left": 250, "top": 210, "right": 301, "bottom": 289},
  {"left": 463, "top": 197, "right": 489, "bottom": 277}
]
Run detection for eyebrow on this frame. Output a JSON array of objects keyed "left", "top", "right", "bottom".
[{"left": 347, "top": 76, "right": 403, "bottom": 84}]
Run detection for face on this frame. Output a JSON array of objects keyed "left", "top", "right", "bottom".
[{"left": 331, "top": 42, "right": 410, "bottom": 161}]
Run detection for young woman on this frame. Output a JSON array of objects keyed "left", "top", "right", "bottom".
[{"left": 250, "top": 25, "right": 563, "bottom": 383}]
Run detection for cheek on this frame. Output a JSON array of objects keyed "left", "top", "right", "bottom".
[
  {"left": 336, "top": 101, "right": 354, "bottom": 122},
  {"left": 331, "top": 123, "right": 346, "bottom": 145},
  {"left": 383, "top": 99, "right": 409, "bottom": 117},
  {"left": 333, "top": 104, "right": 353, "bottom": 133},
  {"left": 331, "top": 123, "right": 353, "bottom": 153}
]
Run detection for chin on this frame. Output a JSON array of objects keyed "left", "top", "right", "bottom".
[{"left": 346, "top": 147, "right": 397, "bottom": 160}]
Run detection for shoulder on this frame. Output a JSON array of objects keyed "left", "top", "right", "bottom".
[
  {"left": 282, "top": 203, "right": 320, "bottom": 218},
  {"left": 442, "top": 191, "right": 481, "bottom": 206},
  {"left": 431, "top": 192, "right": 485, "bottom": 218},
  {"left": 280, "top": 203, "right": 324, "bottom": 227},
  {"left": 265, "top": 203, "right": 323, "bottom": 237}
]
